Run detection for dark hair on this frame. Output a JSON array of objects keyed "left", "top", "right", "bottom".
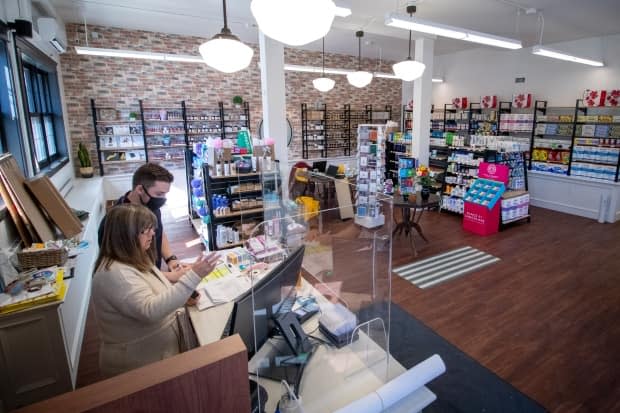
[
  {"left": 95, "top": 204, "right": 158, "bottom": 272},
  {"left": 131, "top": 163, "right": 174, "bottom": 190}
]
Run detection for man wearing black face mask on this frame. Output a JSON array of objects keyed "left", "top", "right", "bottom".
[{"left": 98, "top": 163, "right": 184, "bottom": 281}]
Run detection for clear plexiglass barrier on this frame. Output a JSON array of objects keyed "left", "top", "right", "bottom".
[{"left": 238, "top": 172, "right": 397, "bottom": 413}]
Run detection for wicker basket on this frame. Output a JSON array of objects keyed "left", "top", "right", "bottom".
[{"left": 17, "top": 248, "right": 68, "bottom": 269}]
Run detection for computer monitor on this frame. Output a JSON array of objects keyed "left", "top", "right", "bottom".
[
  {"left": 230, "top": 245, "right": 306, "bottom": 357},
  {"left": 228, "top": 245, "right": 312, "bottom": 387},
  {"left": 312, "top": 160, "right": 327, "bottom": 173}
]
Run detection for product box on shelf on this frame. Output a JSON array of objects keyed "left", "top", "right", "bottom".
[{"left": 501, "top": 190, "right": 530, "bottom": 222}]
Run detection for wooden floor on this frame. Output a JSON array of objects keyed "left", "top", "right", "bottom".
[{"left": 76, "top": 206, "right": 620, "bottom": 413}]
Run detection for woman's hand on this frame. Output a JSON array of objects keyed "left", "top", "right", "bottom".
[{"left": 191, "top": 252, "right": 221, "bottom": 278}]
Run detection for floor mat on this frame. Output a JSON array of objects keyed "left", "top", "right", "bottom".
[
  {"left": 357, "top": 302, "right": 547, "bottom": 413},
  {"left": 393, "top": 246, "right": 500, "bottom": 289}
]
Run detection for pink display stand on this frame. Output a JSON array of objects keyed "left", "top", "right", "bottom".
[{"left": 463, "top": 163, "right": 509, "bottom": 236}]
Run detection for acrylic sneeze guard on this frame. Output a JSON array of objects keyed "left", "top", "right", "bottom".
[{"left": 244, "top": 171, "right": 397, "bottom": 412}]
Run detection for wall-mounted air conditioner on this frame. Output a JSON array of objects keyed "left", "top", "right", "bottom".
[{"left": 37, "top": 17, "right": 67, "bottom": 53}]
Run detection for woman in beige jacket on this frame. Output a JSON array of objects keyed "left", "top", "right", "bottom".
[{"left": 93, "top": 204, "right": 219, "bottom": 378}]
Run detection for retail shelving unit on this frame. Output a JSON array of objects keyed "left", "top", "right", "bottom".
[
  {"left": 468, "top": 102, "right": 498, "bottom": 135},
  {"left": 139, "top": 100, "right": 187, "bottom": 168},
  {"left": 325, "top": 106, "right": 351, "bottom": 156},
  {"left": 301, "top": 103, "right": 326, "bottom": 159},
  {"left": 91, "top": 99, "right": 146, "bottom": 176},
  {"left": 366, "top": 104, "right": 392, "bottom": 125},
  {"left": 183, "top": 102, "right": 224, "bottom": 144},
  {"left": 497, "top": 100, "right": 534, "bottom": 160},
  {"left": 441, "top": 147, "right": 493, "bottom": 214},
  {"left": 401, "top": 105, "right": 413, "bottom": 134},
  {"left": 222, "top": 101, "right": 251, "bottom": 141},
  {"left": 200, "top": 163, "right": 280, "bottom": 251},
  {"left": 301, "top": 104, "right": 393, "bottom": 159},
  {"left": 529, "top": 100, "right": 574, "bottom": 175},
  {"left": 570, "top": 99, "right": 620, "bottom": 181}
]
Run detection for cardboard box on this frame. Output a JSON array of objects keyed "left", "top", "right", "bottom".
[{"left": 25, "top": 175, "right": 83, "bottom": 238}]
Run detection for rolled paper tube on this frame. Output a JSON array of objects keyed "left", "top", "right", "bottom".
[{"left": 334, "top": 354, "right": 446, "bottom": 413}]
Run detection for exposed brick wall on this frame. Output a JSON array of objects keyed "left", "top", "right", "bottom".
[{"left": 61, "top": 24, "right": 402, "bottom": 176}]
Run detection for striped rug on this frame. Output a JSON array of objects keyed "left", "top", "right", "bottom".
[{"left": 393, "top": 246, "right": 500, "bottom": 289}]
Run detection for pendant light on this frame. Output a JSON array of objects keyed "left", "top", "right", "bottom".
[
  {"left": 199, "top": 0, "right": 254, "bottom": 73},
  {"left": 251, "top": 0, "right": 337, "bottom": 46},
  {"left": 392, "top": 5, "right": 426, "bottom": 82},
  {"left": 346, "top": 31, "right": 373, "bottom": 88},
  {"left": 313, "top": 38, "right": 336, "bottom": 92}
]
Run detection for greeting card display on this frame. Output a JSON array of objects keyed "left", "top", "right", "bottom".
[
  {"left": 452, "top": 97, "right": 468, "bottom": 109},
  {"left": 481, "top": 95, "right": 497, "bottom": 109},
  {"left": 355, "top": 124, "right": 386, "bottom": 228},
  {"left": 583, "top": 89, "right": 606, "bottom": 107},
  {"left": 512, "top": 93, "right": 532, "bottom": 109},
  {"left": 398, "top": 157, "right": 417, "bottom": 196}
]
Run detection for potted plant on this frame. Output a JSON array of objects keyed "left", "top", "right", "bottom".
[
  {"left": 77, "top": 142, "right": 94, "bottom": 178},
  {"left": 415, "top": 165, "right": 435, "bottom": 200},
  {"left": 232, "top": 95, "right": 243, "bottom": 108},
  {"left": 128, "top": 111, "right": 138, "bottom": 121}
]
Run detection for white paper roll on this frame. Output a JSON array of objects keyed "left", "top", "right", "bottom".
[
  {"left": 376, "top": 354, "right": 446, "bottom": 409},
  {"left": 333, "top": 354, "right": 446, "bottom": 413}
]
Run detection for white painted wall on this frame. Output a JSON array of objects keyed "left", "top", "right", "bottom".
[{"left": 433, "top": 34, "right": 620, "bottom": 107}]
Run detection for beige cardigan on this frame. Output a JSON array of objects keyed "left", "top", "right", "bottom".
[{"left": 92, "top": 261, "right": 202, "bottom": 378}]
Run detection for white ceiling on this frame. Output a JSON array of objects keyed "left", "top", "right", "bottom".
[{"left": 47, "top": 0, "right": 620, "bottom": 61}]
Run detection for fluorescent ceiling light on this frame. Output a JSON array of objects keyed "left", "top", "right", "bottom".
[
  {"left": 334, "top": 6, "right": 352, "bottom": 17},
  {"left": 432, "top": 78, "right": 443, "bottom": 83},
  {"left": 464, "top": 31, "right": 522, "bottom": 50},
  {"left": 386, "top": 12, "right": 465, "bottom": 40},
  {"left": 385, "top": 12, "right": 522, "bottom": 49},
  {"left": 284, "top": 64, "right": 351, "bottom": 75},
  {"left": 532, "top": 45, "right": 604, "bottom": 67},
  {"left": 285, "top": 65, "right": 432, "bottom": 81},
  {"left": 251, "top": 0, "right": 337, "bottom": 46},
  {"left": 74, "top": 46, "right": 204, "bottom": 62}
]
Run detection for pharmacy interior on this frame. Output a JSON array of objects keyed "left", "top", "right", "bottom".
[{"left": 2, "top": 0, "right": 620, "bottom": 412}]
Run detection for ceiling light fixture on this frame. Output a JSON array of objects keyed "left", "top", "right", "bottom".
[
  {"left": 346, "top": 31, "right": 373, "bottom": 88},
  {"left": 199, "top": 0, "right": 253, "bottom": 73},
  {"left": 334, "top": 6, "right": 352, "bottom": 17},
  {"left": 313, "top": 37, "right": 336, "bottom": 92},
  {"left": 532, "top": 46, "right": 604, "bottom": 67},
  {"left": 251, "top": 0, "right": 337, "bottom": 46},
  {"left": 392, "top": 5, "right": 426, "bottom": 82},
  {"left": 530, "top": 14, "right": 603, "bottom": 67},
  {"left": 74, "top": 46, "right": 204, "bottom": 62},
  {"left": 432, "top": 77, "right": 443, "bottom": 83},
  {"left": 385, "top": 12, "right": 522, "bottom": 50}
]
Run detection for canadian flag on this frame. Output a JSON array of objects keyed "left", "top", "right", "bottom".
[
  {"left": 452, "top": 97, "right": 468, "bottom": 109},
  {"left": 604, "top": 90, "right": 619, "bottom": 107},
  {"left": 512, "top": 93, "right": 532, "bottom": 109},
  {"left": 583, "top": 89, "right": 606, "bottom": 107},
  {"left": 481, "top": 95, "right": 497, "bottom": 109}
]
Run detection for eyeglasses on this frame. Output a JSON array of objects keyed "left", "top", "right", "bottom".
[{"left": 140, "top": 227, "right": 156, "bottom": 235}]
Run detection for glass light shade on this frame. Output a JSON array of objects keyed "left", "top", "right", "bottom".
[
  {"left": 392, "top": 59, "right": 426, "bottom": 81},
  {"left": 313, "top": 77, "right": 335, "bottom": 92},
  {"left": 199, "top": 36, "right": 254, "bottom": 73},
  {"left": 251, "top": 0, "right": 336, "bottom": 46},
  {"left": 346, "top": 71, "right": 373, "bottom": 88}
]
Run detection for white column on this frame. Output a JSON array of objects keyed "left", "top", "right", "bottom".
[
  {"left": 258, "top": 32, "right": 289, "bottom": 198},
  {"left": 412, "top": 37, "right": 434, "bottom": 166}
]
